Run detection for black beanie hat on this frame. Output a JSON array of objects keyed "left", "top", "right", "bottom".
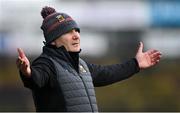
[{"left": 40, "top": 6, "right": 80, "bottom": 45}]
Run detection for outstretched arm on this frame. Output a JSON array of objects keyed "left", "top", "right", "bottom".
[
  {"left": 135, "top": 42, "right": 162, "bottom": 69},
  {"left": 87, "top": 58, "right": 140, "bottom": 87},
  {"left": 16, "top": 48, "right": 53, "bottom": 89},
  {"left": 87, "top": 42, "right": 162, "bottom": 87}
]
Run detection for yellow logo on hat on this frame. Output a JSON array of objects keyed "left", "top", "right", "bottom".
[{"left": 56, "top": 15, "right": 65, "bottom": 22}]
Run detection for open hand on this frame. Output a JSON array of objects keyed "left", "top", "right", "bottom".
[
  {"left": 16, "top": 48, "right": 31, "bottom": 77},
  {"left": 135, "top": 42, "right": 162, "bottom": 69}
]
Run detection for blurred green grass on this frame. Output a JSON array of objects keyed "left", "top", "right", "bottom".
[{"left": 0, "top": 57, "right": 180, "bottom": 111}]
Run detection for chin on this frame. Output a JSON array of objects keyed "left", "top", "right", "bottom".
[
  {"left": 74, "top": 49, "right": 80, "bottom": 52},
  {"left": 70, "top": 48, "right": 80, "bottom": 52}
]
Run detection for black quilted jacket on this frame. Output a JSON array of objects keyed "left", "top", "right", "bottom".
[{"left": 20, "top": 45, "right": 140, "bottom": 112}]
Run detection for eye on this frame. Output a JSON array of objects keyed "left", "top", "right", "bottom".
[
  {"left": 66, "top": 30, "right": 73, "bottom": 34},
  {"left": 74, "top": 28, "right": 80, "bottom": 33}
]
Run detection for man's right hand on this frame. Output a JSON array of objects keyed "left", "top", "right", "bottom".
[{"left": 16, "top": 48, "right": 31, "bottom": 77}]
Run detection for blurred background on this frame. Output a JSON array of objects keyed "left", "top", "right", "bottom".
[{"left": 0, "top": 0, "right": 180, "bottom": 112}]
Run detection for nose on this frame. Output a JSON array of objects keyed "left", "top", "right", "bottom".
[{"left": 72, "top": 29, "right": 79, "bottom": 40}]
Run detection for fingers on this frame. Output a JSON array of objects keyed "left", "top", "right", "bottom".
[
  {"left": 17, "top": 48, "right": 25, "bottom": 58},
  {"left": 147, "top": 49, "right": 161, "bottom": 57},
  {"left": 150, "top": 52, "right": 161, "bottom": 59},
  {"left": 16, "top": 57, "right": 28, "bottom": 69},
  {"left": 147, "top": 49, "right": 158, "bottom": 55},
  {"left": 17, "top": 48, "right": 28, "bottom": 68},
  {"left": 151, "top": 51, "right": 162, "bottom": 59},
  {"left": 151, "top": 59, "right": 160, "bottom": 66},
  {"left": 137, "top": 41, "right": 144, "bottom": 53},
  {"left": 148, "top": 50, "right": 162, "bottom": 66}
]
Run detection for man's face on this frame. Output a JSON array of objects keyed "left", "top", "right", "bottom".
[{"left": 54, "top": 29, "right": 80, "bottom": 52}]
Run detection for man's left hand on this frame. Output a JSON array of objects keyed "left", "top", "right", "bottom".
[{"left": 135, "top": 42, "right": 162, "bottom": 69}]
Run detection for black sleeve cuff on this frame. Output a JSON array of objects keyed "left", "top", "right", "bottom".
[
  {"left": 132, "top": 58, "right": 140, "bottom": 73},
  {"left": 19, "top": 67, "right": 37, "bottom": 89}
]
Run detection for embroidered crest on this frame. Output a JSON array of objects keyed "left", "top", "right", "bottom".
[
  {"left": 79, "top": 65, "right": 87, "bottom": 73},
  {"left": 56, "top": 15, "right": 65, "bottom": 22}
]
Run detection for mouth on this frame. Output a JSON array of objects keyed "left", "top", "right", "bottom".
[{"left": 72, "top": 43, "right": 79, "bottom": 46}]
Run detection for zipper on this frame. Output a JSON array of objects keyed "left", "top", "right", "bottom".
[
  {"left": 79, "top": 75, "right": 94, "bottom": 112},
  {"left": 67, "top": 61, "right": 94, "bottom": 111}
]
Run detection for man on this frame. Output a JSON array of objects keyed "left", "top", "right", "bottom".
[{"left": 16, "top": 6, "right": 161, "bottom": 112}]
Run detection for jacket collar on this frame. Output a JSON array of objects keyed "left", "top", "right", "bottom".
[{"left": 42, "top": 45, "right": 80, "bottom": 73}]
